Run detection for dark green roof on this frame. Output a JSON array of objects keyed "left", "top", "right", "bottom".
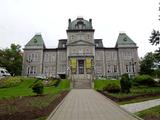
[
  {"left": 68, "top": 17, "right": 93, "bottom": 30},
  {"left": 25, "top": 34, "right": 46, "bottom": 49},
  {"left": 115, "top": 33, "right": 137, "bottom": 48}
]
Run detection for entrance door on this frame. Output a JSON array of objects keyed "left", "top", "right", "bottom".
[{"left": 78, "top": 60, "right": 84, "bottom": 74}]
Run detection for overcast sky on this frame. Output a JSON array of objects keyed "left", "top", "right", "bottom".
[{"left": 0, "top": 0, "right": 159, "bottom": 57}]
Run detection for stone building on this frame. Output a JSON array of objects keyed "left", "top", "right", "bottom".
[{"left": 22, "top": 17, "right": 139, "bottom": 88}]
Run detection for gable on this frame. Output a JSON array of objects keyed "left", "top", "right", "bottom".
[{"left": 67, "top": 40, "right": 95, "bottom": 46}]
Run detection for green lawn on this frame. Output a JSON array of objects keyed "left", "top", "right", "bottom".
[
  {"left": 118, "top": 96, "right": 160, "bottom": 105},
  {"left": 94, "top": 80, "right": 160, "bottom": 105},
  {"left": 0, "top": 77, "right": 70, "bottom": 99},
  {"left": 94, "top": 79, "right": 120, "bottom": 90},
  {"left": 135, "top": 105, "right": 160, "bottom": 119}
]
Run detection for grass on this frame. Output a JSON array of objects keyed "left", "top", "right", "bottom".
[
  {"left": 135, "top": 105, "right": 160, "bottom": 119},
  {"left": 108, "top": 86, "right": 160, "bottom": 98},
  {"left": 94, "top": 79, "right": 120, "bottom": 90},
  {"left": 0, "top": 77, "right": 70, "bottom": 99},
  {"left": 58, "top": 79, "right": 70, "bottom": 90},
  {"left": 95, "top": 80, "right": 160, "bottom": 105},
  {"left": 0, "top": 77, "right": 70, "bottom": 120},
  {"left": 34, "top": 116, "right": 47, "bottom": 120},
  {"left": 118, "top": 96, "right": 160, "bottom": 105}
]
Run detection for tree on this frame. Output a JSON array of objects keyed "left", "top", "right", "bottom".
[
  {"left": 140, "top": 52, "right": 155, "bottom": 75},
  {"left": 149, "top": 30, "right": 160, "bottom": 52},
  {"left": 149, "top": 3, "right": 160, "bottom": 52},
  {"left": 120, "top": 73, "right": 131, "bottom": 93},
  {"left": 0, "top": 44, "right": 22, "bottom": 75}
]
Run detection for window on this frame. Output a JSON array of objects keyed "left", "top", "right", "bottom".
[
  {"left": 126, "top": 65, "right": 129, "bottom": 73},
  {"left": 114, "top": 65, "right": 117, "bottom": 73},
  {"left": 62, "top": 44, "right": 65, "bottom": 48},
  {"left": 45, "top": 54, "right": 49, "bottom": 62},
  {"left": 108, "top": 65, "right": 111, "bottom": 73},
  {"left": 71, "top": 35, "right": 74, "bottom": 39},
  {"left": 132, "top": 64, "right": 135, "bottom": 73},
  {"left": 86, "top": 49, "right": 90, "bottom": 54},
  {"left": 96, "top": 43, "right": 99, "bottom": 47},
  {"left": 44, "top": 66, "right": 49, "bottom": 75},
  {"left": 88, "top": 35, "right": 90, "bottom": 39},
  {"left": 35, "top": 54, "right": 38, "bottom": 61},
  {"left": 30, "top": 66, "right": 36, "bottom": 74},
  {"left": 79, "top": 49, "right": 83, "bottom": 54}
]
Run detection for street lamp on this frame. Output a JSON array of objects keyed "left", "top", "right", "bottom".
[{"left": 130, "top": 58, "right": 136, "bottom": 78}]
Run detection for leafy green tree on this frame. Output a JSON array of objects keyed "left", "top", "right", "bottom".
[
  {"left": 0, "top": 44, "right": 22, "bottom": 75},
  {"left": 140, "top": 52, "right": 155, "bottom": 75},
  {"left": 149, "top": 3, "right": 160, "bottom": 51},
  {"left": 120, "top": 73, "right": 131, "bottom": 93}
]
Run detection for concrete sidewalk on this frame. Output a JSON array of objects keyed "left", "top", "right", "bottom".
[
  {"left": 121, "top": 98, "right": 160, "bottom": 113},
  {"left": 47, "top": 89, "right": 141, "bottom": 120}
]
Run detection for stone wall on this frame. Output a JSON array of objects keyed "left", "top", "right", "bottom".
[
  {"left": 43, "top": 50, "right": 57, "bottom": 77},
  {"left": 22, "top": 49, "right": 43, "bottom": 76}
]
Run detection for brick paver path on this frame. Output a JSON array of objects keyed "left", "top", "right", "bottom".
[{"left": 47, "top": 89, "right": 141, "bottom": 120}]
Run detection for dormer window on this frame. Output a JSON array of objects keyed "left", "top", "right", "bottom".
[
  {"left": 62, "top": 44, "right": 65, "bottom": 48},
  {"left": 96, "top": 43, "right": 99, "bottom": 47},
  {"left": 34, "top": 39, "right": 37, "bottom": 43}
]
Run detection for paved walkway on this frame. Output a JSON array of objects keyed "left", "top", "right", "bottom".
[
  {"left": 47, "top": 89, "right": 141, "bottom": 120},
  {"left": 121, "top": 98, "right": 160, "bottom": 113}
]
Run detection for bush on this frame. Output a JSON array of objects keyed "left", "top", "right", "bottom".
[
  {"left": 103, "top": 83, "right": 120, "bottom": 93},
  {"left": 43, "top": 77, "right": 61, "bottom": 87},
  {"left": 120, "top": 74, "right": 131, "bottom": 93},
  {"left": 0, "top": 76, "right": 22, "bottom": 88},
  {"left": 32, "top": 81, "right": 44, "bottom": 95},
  {"left": 133, "top": 75, "right": 155, "bottom": 87}
]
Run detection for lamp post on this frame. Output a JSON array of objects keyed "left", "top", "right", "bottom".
[{"left": 130, "top": 58, "right": 136, "bottom": 78}]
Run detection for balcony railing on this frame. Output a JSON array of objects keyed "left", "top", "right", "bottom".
[{"left": 69, "top": 53, "right": 93, "bottom": 57}]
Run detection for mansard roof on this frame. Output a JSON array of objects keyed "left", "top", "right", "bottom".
[
  {"left": 94, "top": 39, "right": 103, "bottom": 48},
  {"left": 24, "top": 34, "right": 46, "bottom": 49},
  {"left": 58, "top": 39, "right": 67, "bottom": 48},
  {"left": 68, "top": 17, "right": 93, "bottom": 30},
  {"left": 115, "top": 33, "right": 137, "bottom": 48}
]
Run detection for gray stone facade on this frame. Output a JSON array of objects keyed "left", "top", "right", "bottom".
[{"left": 22, "top": 17, "right": 139, "bottom": 83}]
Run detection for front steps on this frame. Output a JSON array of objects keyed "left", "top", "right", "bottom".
[{"left": 73, "top": 79, "right": 91, "bottom": 89}]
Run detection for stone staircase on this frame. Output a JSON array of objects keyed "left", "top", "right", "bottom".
[
  {"left": 72, "top": 74, "right": 92, "bottom": 89},
  {"left": 73, "top": 79, "right": 91, "bottom": 89}
]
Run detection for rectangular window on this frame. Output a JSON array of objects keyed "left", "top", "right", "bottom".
[
  {"left": 108, "top": 65, "right": 111, "bottom": 73},
  {"left": 114, "top": 65, "right": 117, "bottom": 73},
  {"left": 126, "top": 65, "right": 129, "bottom": 73},
  {"left": 45, "top": 54, "right": 49, "bottom": 62}
]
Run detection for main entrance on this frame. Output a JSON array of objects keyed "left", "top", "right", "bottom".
[
  {"left": 78, "top": 60, "right": 84, "bottom": 74},
  {"left": 70, "top": 58, "right": 93, "bottom": 89}
]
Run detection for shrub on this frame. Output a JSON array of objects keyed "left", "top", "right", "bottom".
[
  {"left": 54, "top": 78, "right": 61, "bottom": 87},
  {"left": 0, "top": 76, "right": 22, "bottom": 88},
  {"left": 132, "top": 75, "right": 155, "bottom": 87},
  {"left": 43, "top": 77, "right": 61, "bottom": 87},
  {"left": 32, "top": 81, "right": 44, "bottom": 95},
  {"left": 103, "top": 83, "right": 120, "bottom": 93},
  {"left": 120, "top": 74, "right": 131, "bottom": 93}
]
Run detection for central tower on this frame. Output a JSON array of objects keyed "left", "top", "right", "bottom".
[{"left": 66, "top": 17, "right": 95, "bottom": 88}]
